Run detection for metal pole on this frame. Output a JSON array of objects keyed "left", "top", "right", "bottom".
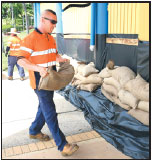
[
  {"left": 56, "top": 3, "right": 65, "bottom": 54},
  {"left": 96, "top": 3, "right": 108, "bottom": 34},
  {"left": 34, "top": 3, "right": 40, "bottom": 28},
  {"left": 56, "top": 3, "right": 63, "bottom": 34},
  {"left": 94, "top": 3, "right": 108, "bottom": 70},
  {"left": 90, "top": 3, "right": 96, "bottom": 51}
]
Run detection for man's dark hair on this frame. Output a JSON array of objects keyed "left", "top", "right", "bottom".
[{"left": 45, "top": 9, "right": 56, "bottom": 15}]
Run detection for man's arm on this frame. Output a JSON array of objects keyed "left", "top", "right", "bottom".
[
  {"left": 17, "top": 58, "right": 48, "bottom": 78},
  {"left": 5, "top": 46, "right": 10, "bottom": 57}
]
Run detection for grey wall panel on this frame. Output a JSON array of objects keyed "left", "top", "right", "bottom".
[
  {"left": 64, "top": 38, "right": 94, "bottom": 63},
  {"left": 137, "top": 41, "right": 149, "bottom": 82}
]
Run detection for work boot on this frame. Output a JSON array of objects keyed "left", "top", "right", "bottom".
[
  {"left": 8, "top": 76, "right": 13, "bottom": 80},
  {"left": 61, "top": 143, "right": 79, "bottom": 156},
  {"left": 20, "top": 77, "right": 25, "bottom": 81},
  {"left": 29, "top": 132, "right": 50, "bottom": 141}
]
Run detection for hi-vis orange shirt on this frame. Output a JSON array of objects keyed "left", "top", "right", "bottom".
[
  {"left": 18, "top": 29, "right": 58, "bottom": 89},
  {"left": 7, "top": 35, "right": 21, "bottom": 56}
]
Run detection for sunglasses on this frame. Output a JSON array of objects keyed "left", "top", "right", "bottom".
[{"left": 42, "top": 17, "right": 57, "bottom": 24}]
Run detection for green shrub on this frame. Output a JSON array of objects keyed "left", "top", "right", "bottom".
[
  {"left": 16, "top": 19, "right": 23, "bottom": 25},
  {"left": 2, "top": 24, "right": 13, "bottom": 33},
  {"left": 16, "top": 25, "right": 23, "bottom": 32}
]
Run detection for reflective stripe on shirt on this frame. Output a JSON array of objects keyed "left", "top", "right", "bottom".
[
  {"left": 31, "top": 48, "right": 57, "bottom": 56},
  {"left": 12, "top": 44, "right": 20, "bottom": 46},
  {"left": 10, "top": 48, "right": 20, "bottom": 51},
  {"left": 20, "top": 46, "right": 33, "bottom": 54},
  {"left": 37, "top": 61, "right": 56, "bottom": 67}
]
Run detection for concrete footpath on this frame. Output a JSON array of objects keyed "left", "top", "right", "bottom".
[
  {"left": 2, "top": 71, "right": 131, "bottom": 159},
  {"left": 2, "top": 132, "right": 131, "bottom": 159}
]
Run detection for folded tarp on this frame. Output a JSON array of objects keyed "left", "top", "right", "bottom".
[{"left": 58, "top": 85, "right": 149, "bottom": 159}]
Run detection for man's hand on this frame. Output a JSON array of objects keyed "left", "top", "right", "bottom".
[
  {"left": 17, "top": 58, "right": 49, "bottom": 78},
  {"left": 38, "top": 66, "right": 48, "bottom": 78},
  {"left": 56, "top": 54, "right": 70, "bottom": 63}
]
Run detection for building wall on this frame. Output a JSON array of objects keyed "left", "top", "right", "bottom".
[
  {"left": 62, "top": 3, "right": 91, "bottom": 38},
  {"left": 108, "top": 3, "right": 149, "bottom": 41},
  {"left": 39, "top": 3, "right": 149, "bottom": 41},
  {"left": 40, "top": 3, "right": 91, "bottom": 39}
]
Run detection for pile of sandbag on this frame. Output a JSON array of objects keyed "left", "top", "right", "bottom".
[
  {"left": 100, "top": 61, "right": 149, "bottom": 126},
  {"left": 125, "top": 74, "right": 149, "bottom": 126},
  {"left": 71, "top": 62, "right": 103, "bottom": 92}
]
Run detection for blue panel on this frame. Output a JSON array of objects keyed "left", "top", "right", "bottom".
[
  {"left": 34, "top": 3, "right": 40, "bottom": 28},
  {"left": 34, "top": 3, "right": 37, "bottom": 28},
  {"left": 96, "top": 3, "right": 108, "bottom": 34},
  {"left": 90, "top": 3, "right": 96, "bottom": 46},
  {"left": 56, "top": 3, "right": 63, "bottom": 33},
  {"left": 37, "top": 3, "right": 40, "bottom": 27}
]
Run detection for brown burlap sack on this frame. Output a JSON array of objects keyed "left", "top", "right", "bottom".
[
  {"left": 104, "top": 77, "right": 121, "bottom": 90},
  {"left": 102, "top": 83, "right": 118, "bottom": 97},
  {"left": 81, "top": 74, "right": 103, "bottom": 84},
  {"left": 124, "top": 74, "right": 149, "bottom": 101},
  {"left": 137, "top": 101, "right": 149, "bottom": 112},
  {"left": 77, "top": 63, "right": 99, "bottom": 77},
  {"left": 74, "top": 73, "right": 86, "bottom": 81},
  {"left": 98, "top": 67, "right": 111, "bottom": 78},
  {"left": 77, "top": 83, "right": 99, "bottom": 92},
  {"left": 113, "top": 97, "right": 131, "bottom": 110},
  {"left": 118, "top": 90, "right": 139, "bottom": 109},
  {"left": 76, "top": 64, "right": 86, "bottom": 75},
  {"left": 128, "top": 109, "right": 149, "bottom": 126},
  {"left": 71, "top": 78, "right": 82, "bottom": 86},
  {"left": 101, "top": 86, "right": 114, "bottom": 103},
  {"left": 108, "top": 66, "right": 136, "bottom": 86},
  {"left": 101, "top": 86, "right": 131, "bottom": 110},
  {"left": 38, "top": 62, "right": 74, "bottom": 90}
]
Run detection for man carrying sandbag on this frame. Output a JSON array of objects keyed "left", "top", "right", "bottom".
[{"left": 17, "top": 9, "right": 79, "bottom": 156}]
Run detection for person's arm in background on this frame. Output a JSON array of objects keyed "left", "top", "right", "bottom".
[
  {"left": 5, "top": 46, "right": 10, "bottom": 57},
  {"left": 17, "top": 58, "right": 48, "bottom": 78}
]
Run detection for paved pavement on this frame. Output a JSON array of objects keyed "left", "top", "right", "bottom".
[
  {"left": 3, "top": 136, "right": 131, "bottom": 159},
  {"left": 2, "top": 71, "right": 131, "bottom": 159}
]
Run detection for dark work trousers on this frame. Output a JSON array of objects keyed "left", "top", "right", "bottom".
[
  {"left": 29, "top": 67, "right": 67, "bottom": 151},
  {"left": 8, "top": 55, "right": 25, "bottom": 77}
]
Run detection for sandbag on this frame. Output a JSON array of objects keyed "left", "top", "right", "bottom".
[
  {"left": 101, "top": 86, "right": 115, "bottom": 103},
  {"left": 128, "top": 109, "right": 149, "bottom": 126},
  {"left": 71, "top": 78, "right": 82, "bottom": 86},
  {"left": 101, "top": 87, "right": 130, "bottom": 110},
  {"left": 102, "top": 83, "right": 118, "bottom": 97},
  {"left": 76, "top": 64, "right": 86, "bottom": 75},
  {"left": 118, "top": 90, "right": 139, "bottom": 109},
  {"left": 98, "top": 67, "right": 111, "bottom": 78},
  {"left": 113, "top": 96, "right": 131, "bottom": 110},
  {"left": 124, "top": 74, "right": 149, "bottom": 101},
  {"left": 74, "top": 73, "right": 86, "bottom": 81},
  {"left": 108, "top": 66, "right": 136, "bottom": 86},
  {"left": 104, "top": 77, "right": 121, "bottom": 90},
  {"left": 81, "top": 74, "right": 103, "bottom": 84},
  {"left": 77, "top": 62, "right": 99, "bottom": 77},
  {"left": 137, "top": 101, "right": 149, "bottom": 112},
  {"left": 74, "top": 73, "right": 103, "bottom": 84},
  {"left": 38, "top": 62, "right": 74, "bottom": 90},
  {"left": 77, "top": 83, "right": 99, "bottom": 92}
]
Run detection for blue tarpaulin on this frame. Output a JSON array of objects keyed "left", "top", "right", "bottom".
[{"left": 58, "top": 85, "right": 149, "bottom": 159}]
